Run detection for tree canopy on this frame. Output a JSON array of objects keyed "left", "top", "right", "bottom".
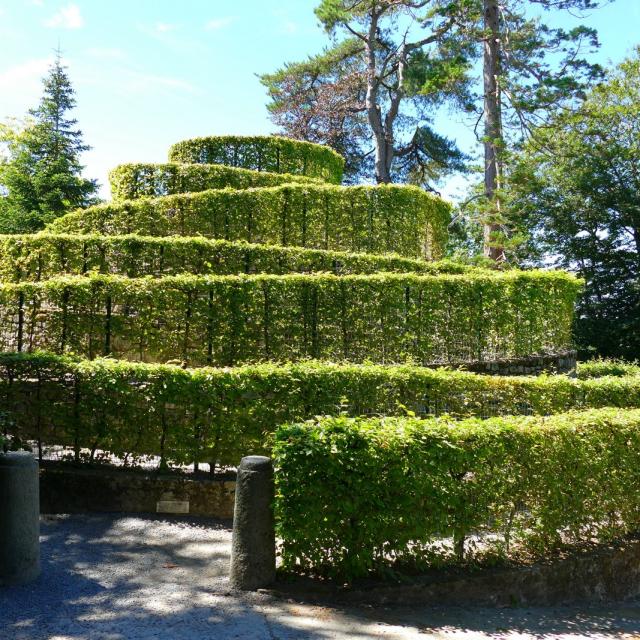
[
  {"left": 261, "top": 0, "right": 474, "bottom": 187},
  {"left": 506, "top": 49, "right": 640, "bottom": 359}
]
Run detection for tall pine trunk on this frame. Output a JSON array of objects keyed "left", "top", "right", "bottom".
[
  {"left": 483, "top": 0, "right": 505, "bottom": 261},
  {"left": 364, "top": 10, "right": 393, "bottom": 184}
]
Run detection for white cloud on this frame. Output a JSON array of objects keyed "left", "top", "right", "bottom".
[
  {"left": 204, "top": 17, "right": 235, "bottom": 31},
  {"left": 155, "top": 22, "right": 176, "bottom": 33},
  {"left": 0, "top": 58, "right": 51, "bottom": 94},
  {"left": 44, "top": 4, "right": 84, "bottom": 29}
]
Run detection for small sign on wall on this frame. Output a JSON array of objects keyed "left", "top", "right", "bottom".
[{"left": 156, "top": 500, "right": 190, "bottom": 514}]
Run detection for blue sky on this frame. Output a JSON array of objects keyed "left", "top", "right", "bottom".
[{"left": 1, "top": 0, "right": 638, "bottom": 201}]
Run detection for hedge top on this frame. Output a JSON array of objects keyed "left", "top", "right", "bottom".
[
  {"left": 108, "top": 162, "right": 321, "bottom": 201},
  {"left": 168, "top": 135, "right": 345, "bottom": 185}
]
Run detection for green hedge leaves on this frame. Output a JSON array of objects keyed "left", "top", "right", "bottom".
[
  {"left": 0, "top": 271, "right": 580, "bottom": 367},
  {"left": 274, "top": 409, "right": 640, "bottom": 579},
  {"left": 3, "top": 352, "right": 640, "bottom": 470},
  {"left": 168, "top": 135, "right": 345, "bottom": 185},
  {"left": 0, "top": 234, "right": 470, "bottom": 282},
  {"left": 108, "top": 163, "right": 319, "bottom": 201},
  {"left": 49, "top": 183, "right": 452, "bottom": 259}
]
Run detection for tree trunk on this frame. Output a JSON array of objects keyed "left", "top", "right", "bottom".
[
  {"left": 483, "top": 0, "right": 505, "bottom": 261},
  {"left": 364, "top": 12, "right": 393, "bottom": 184}
]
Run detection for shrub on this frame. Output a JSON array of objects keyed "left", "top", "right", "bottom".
[
  {"left": 3, "top": 352, "right": 640, "bottom": 469},
  {"left": 108, "top": 163, "right": 319, "bottom": 201},
  {"left": 0, "top": 234, "right": 471, "bottom": 282},
  {"left": 49, "top": 183, "right": 451, "bottom": 259},
  {"left": 274, "top": 408, "right": 640, "bottom": 579},
  {"left": 577, "top": 359, "right": 640, "bottom": 379},
  {"left": 0, "top": 271, "right": 580, "bottom": 366},
  {"left": 168, "top": 135, "right": 345, "bottom": 185}
]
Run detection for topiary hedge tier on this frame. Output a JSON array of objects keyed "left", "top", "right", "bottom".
[
  {"left": 0, "top": 234, "right": 471, "bottom": 282},
  {"left": 108, "top": 162, "right": 319, "bottom": 201},
  {"left": 48, "top": 183, "right": 451, "bottom": 259},
  {"left": 0, "top": 271, "right": 579, "bottom": 367},
  {"left": 275, "top": 408, "right": 640, "bottom": 576},
  {"left": 168, "top": 135, "right": 345, "bottom": 185},
  {"left": 1, "top": 353, "right": 638, "bottom": 468}
]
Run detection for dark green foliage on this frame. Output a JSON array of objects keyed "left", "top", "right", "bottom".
[
  {"left": 506, "top": 51, "right": 640, "bottom": 359},
  {"left": 168, "top": 135, "right": 345, "bottom": 185},
  {"left": 274, "top": 408, "right": 640, "bottom": 579},
  {"left": 0, "top": 54, "right": 97, "bottom": 233},
  {"left": 49, "top": 183, "right": 452, "bottom": 259},
  {"left": 0, "top": 233, "right": 470, "bottom": 282},
  {"left": 108, "top": 163, "right": 318, "bottom": 201},
  {"left": 0, "top": 271, "right": 580, "bottom": 366},
  {"left": 3, "top": 352, "right": 640, "bottom": 469},
  {"left": 577, "top": 359, "right": 640, "bottom": 380}
]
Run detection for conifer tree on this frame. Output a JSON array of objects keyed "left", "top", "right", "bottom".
[{"left": 0, "top": 52, "right": 97, "bottom": 233}]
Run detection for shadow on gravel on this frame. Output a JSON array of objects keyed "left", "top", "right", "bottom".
[{"left": 1, "top": 514, "right": 640, "bottom": 639}]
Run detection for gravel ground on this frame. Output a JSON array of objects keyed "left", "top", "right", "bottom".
[{"left": 2, "top": 514, "right": 640, "bottom": 639}]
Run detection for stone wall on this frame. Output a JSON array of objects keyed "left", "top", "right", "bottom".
[
  {"left": 40, "top": 464, "right": 235, "bottom": 519},
  {"left": 448, "top": 350, "right": 577, "bottom": 377}
]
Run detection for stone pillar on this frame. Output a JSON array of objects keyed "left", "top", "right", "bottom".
[
  {"left": 230, "top": 455, "right": 275, "bottom": 590},
  {"left": 0, "top": 451, "right": 40, "bottom": 586}
]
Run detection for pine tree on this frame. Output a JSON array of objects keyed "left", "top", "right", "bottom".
[
  {"left": 0, "top": 51, "right": 97, "bottom": 233},
  {"left": 261, "top": 1, "right": 474, "bottom": 188}
]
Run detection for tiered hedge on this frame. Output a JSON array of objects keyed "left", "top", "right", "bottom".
[
  {"left": 49, "top": 184, "right": 451, "bottom": 259},
  {"left": 274, "top": 409, "right": 640, "bottom": 578},
  {"left": 168, "top": 135, "right": 345, "bottom": 185},
  {"left": 108, "top": 163, "right": 319, "bottom": 201},
  {"left": 0, "top": 271, "right": 580, "bottom": 366},
  {"left": 3, "top": 352, "right": 640, "bottom": 469},
  {"left": 0, "top": 234, "right": 469, "bottom": 282}
]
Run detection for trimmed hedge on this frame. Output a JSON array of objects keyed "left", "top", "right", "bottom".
[
  {"left": 49, "top": 184, "right": 451, "bottom": 259},
  {"left": 0, "top": 271, "right": 580, "bottom": 366},
  {"left": 3, "top": 352, "right": 640, "bottom": 469},
  {"left": 274, "top": 409, "right": 640, "bottom": 579},
  {"left": 168, "top": 135, "right": 345, "bottom": 185},
  {"left": 108, "top": 163, "right": 319, "bottom": 201},
  {"left": 0, "top": 234, "right": 470, "bottom": 282},
  {"left": 577, "top": 359, "right": 640, "bottom": 379}
]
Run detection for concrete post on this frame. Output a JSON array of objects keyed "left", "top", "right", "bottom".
[
  {"left": 0, "top": 451, "right": 40, "bottom": 586},
  {"left": 230, "top": 455, "right": 275, "bottom": 590}
]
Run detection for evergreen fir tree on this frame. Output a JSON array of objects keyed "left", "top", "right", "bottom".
[{"left": 0, "top": 51, "right": 97, "bottom": 233}]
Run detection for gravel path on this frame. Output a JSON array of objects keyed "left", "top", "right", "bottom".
[{"left": 2, "top": 514, "right": 640, "bottom": 639}]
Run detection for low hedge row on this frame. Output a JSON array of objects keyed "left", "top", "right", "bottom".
[
  {"left": 0, "top": 271, "right": 580, "bottom": 367},
  {"left": 168, "top": 135, "right": 345, "bottom": 185},
  {"left": 577, "top": 359, "right": 640, "bottom": 379},
  {"left": 274, "top": 409, "right": 640, "bottom": 579},
  {"left": 50, "top": 184, "right": 451, "bottom": 259},
  {"left": 3, "top": 352, "right": 640, "bottom": 469},
  {"left": 108, "top": 163, "right": 319, "bottom": 201},
  {"left": 0, "top": 234, "right": 469, "bottom": 282}
]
